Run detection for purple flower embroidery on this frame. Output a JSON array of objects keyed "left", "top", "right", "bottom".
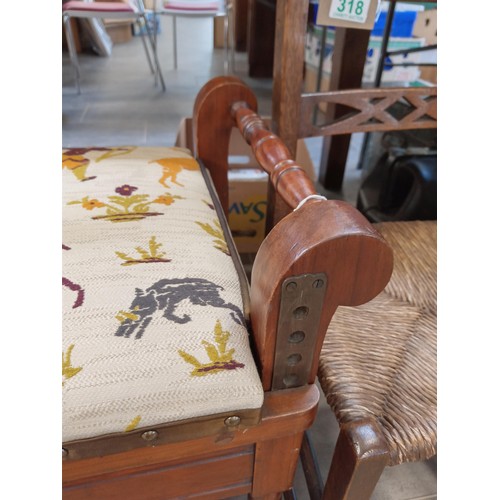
[{"left": 115, "top": 185, "right": 138, "bottom": 196}]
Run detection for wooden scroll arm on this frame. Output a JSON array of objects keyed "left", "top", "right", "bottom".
[
  {"left": 230, "top": 107, "right": 394, "bottom": 391},
  {"left": 193, "top": 77, "right": 258, "bottom": 217},
  {"left": 231, "top": 103, "right": 320, "bottom": 211},
  {"left": 194, "top": 77, "right": 393, "bottom": 392}
]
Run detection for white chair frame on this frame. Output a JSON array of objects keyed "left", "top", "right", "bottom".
[
  {"left": 154, "top": 0, "right": 235, "bottom": 73},
  {"left": 63, "top": 0, "right": 166, "bottom": 94}
]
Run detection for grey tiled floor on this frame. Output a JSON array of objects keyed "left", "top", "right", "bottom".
[{"left": 62, "top": 15, "right": 436, "bottom": 500}]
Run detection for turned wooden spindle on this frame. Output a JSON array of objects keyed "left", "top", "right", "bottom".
[{"left": 231, "top": 102, "right": 319, "bottom": 210}]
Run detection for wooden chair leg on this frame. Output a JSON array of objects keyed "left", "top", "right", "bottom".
[
  {"left": 250, "top": 432, "right": 305, "bottom": 499},
  {"left": 322, "top": 419, "right": 390, "bottom": 500}
]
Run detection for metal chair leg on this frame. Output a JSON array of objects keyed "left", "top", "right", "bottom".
[
  {"left": 172, "top": 15, "right": 178, "bottom": 70},
  {"left": 228, "top": 3, "right": 235, "bottom": 73},
  {"left": 142, "top": 13, "right": 166, "bottom": 91},
  {"left": 137, "top": 18, "right": 155, "bottom": 74},
  {"left": 223, "top": 12, "right": 229, "bottom": 75},
  {"left": 63, "top": 15, "right": 82, "bottom": 94}
]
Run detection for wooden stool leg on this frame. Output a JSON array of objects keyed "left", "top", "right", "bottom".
[
  {"left": 250, "top": 432, "right": 304, "bottom": 499},
  {"left": 323, "top": 419, "right": 390, "bottom": 500}
]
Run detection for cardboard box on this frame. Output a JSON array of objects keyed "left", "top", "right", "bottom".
[
  {"left": 94, "top": 0, "right": 134, "bottom": 43},
  {"left": 419, "top": 66, "right": 437, "bottom": 84},
  {"left": 175, "top": 118, "right": 316, "bottom": 253},
  {"left": 305, "top": 26, "right": 426, "bottom": 86},
  {"left": 104, "top": 21, "right": 133, "bottom": 43},
  {"left": 214, "top": 16, "right": 225, "bottom": 48},
  {"left": 413, "top": 8, "right": 437, "bottom": 45}
]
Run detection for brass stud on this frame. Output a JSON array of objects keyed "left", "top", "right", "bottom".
[
  {"left": 224, "top": 415, "right": 241, "bottom": 427},
  {"left": 141, "top": 430, "right": 159, "bottom": 442},
  {"left": 283, "top": 374, "right": 299, "bottom": 387},
  {"left": 289, "top": 330, "right": 305, "bottom": 343},
  {"left": 312, "top": 279, "right": 324, "bottom": 288},
  {"left": 287, "top": 353, "right": 302, "bottom": 366},
  {"left": 286, "top": 281, "right": 297, "bottom": 292},
  {"left": 293, "top": 306, "right": 309, "bottom": 319}
]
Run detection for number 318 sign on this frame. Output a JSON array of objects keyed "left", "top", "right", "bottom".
[{"left": 329, "top": 0, "right": 371, "bottom": 23}]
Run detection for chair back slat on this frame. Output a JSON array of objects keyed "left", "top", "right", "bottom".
[{"left": 299, "top": 87, "right": 437, "bottom": 138}]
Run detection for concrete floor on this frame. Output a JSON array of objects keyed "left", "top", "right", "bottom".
[{"left": 62, "top": 14, "right": 436, "bottom": 500}]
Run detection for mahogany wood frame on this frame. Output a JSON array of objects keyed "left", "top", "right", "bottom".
[{"left": 62, "top": 77, "right": 393, "bottom": 499}]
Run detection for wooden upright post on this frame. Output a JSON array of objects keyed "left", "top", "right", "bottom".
[
  {"left": 319, "top": 28, "right": 371, "bottom": 191},
  {"left": 269, "top": 0, "right": 309, "bottom": 230}
]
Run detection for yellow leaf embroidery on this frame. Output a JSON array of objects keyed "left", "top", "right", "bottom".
[
  {"left": 125, "top": 415, "right": 142, "bottom": 432},
  {"left": 178, "top": 320, "right": 244, "bottom": 377},
  {"left": 178, "top": 350, "right": 202, "bottom": 368},
  {"left": 115, "top": 236, "right": 170, "bottom": 266},
  {"left": 195, "top": 220, "right": 229, "bottom": 255},
  {"left": 62, "top": 344, "right": 82, "bottom": 385}
]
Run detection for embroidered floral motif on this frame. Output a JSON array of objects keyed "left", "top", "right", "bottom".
[
  {"left": 149, "top": 157, "right": 200, "bottom": 188},
  {"left": 62, "top": 147, "right": 135, "bottom": 182},
  {"left": 67, "top": 187, "right": 184, "bottom": 223},
  {"left": 62, "top": 344, "right": 83, "bottom": 386},
  {"left": 195, "top": 219, "right": 230, "bottom": 255},
  {"left": 62, "top": 277, "right": 85, "bottom": 308},
  {"left": 125, "top": 415, "right": 142, "bottom": 432},
  {"left": 115, "top": 184, "right": 138, "bottom": 196},
  {"left": 178, "top": 320, "right": 245, "bottom": 377},
  {"left": 115, "top": 278, "right": 244, "bottom": 340},
  {"left": 80, "top": 197, "right": 106, "bottom": 210},
  {"left": 153, "top": 194, "right": 183, "bottom": 206},
  {"left": 115, "top": 236, "right": 171, "bottom": 266}
]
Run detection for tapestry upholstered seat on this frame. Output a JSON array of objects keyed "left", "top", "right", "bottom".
[{"left": 62, "top": 146, "right": 263, "bottom": 446}]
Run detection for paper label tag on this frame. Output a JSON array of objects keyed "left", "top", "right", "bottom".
[{"left": 329, "top": 0, "right": 371, "bottom": 23}]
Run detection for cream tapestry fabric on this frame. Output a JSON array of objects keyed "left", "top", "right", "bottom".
[{"left": 62, "top": 146, "right": 264, "bottom": 443}]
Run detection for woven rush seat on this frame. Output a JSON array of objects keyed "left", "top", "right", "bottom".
[
  {"left": 318, "top": 220, "right": 437, "bottom": 466},
  {"left": 62, "top": 146, "right": 263, "bottom": 448}
]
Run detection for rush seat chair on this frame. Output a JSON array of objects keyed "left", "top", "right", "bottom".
[
  {"left": 62, "top": 76, "right": 394, "bottom": 499},
  {"left": 269, "top": 1, "right": 437, "bottom": 497},
  {"left": 314, "top": 219, "right": 436, "bottom": 499},
  {"left": 62, "top": 0, "right": 166, "bottom": 94}
]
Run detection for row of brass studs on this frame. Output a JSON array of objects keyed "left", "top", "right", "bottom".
[
  {"left": 62, "top": 416, "right": 242, "bottom": 459},
  {"left": 278, "top": 276, "right": 325, "bottom": 389}
]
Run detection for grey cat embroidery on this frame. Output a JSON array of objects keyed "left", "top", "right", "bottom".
[{"left": 116, "top": 278, "right": 244, "bottom": 339}]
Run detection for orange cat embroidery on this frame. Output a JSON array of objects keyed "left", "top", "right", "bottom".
[{"left": 149, "top": 157, "right": 199, "bottom": 188}]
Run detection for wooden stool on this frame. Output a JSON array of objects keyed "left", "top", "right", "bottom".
[{"left": 62, "top": 76, "right": 394, "bottom": 499}]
